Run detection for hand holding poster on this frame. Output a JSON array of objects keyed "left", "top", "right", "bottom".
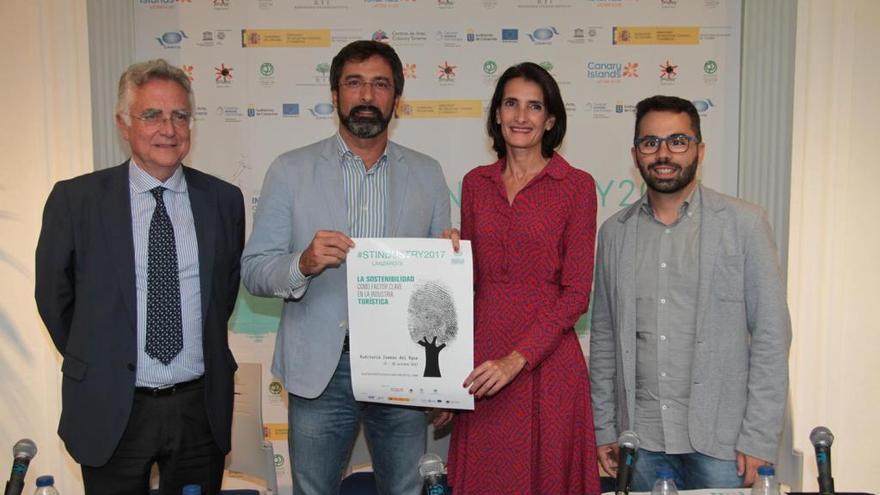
[{"left": 347, "top": 238, "right": 474, "bottom": 410}]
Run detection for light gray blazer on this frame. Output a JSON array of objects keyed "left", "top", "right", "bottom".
[
  {"left": 241, "top": 136, "right": 451, "bottom": 398},
  {"left": 589, "top": 184, "right": 791, "bottom": 462}
]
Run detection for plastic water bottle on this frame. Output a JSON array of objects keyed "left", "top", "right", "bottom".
[
  {"left": 181, "top": 485, "right": 201, "bottom": 495},
  {"left": 419, "top": 453, "right": 449, "bottom": 495},
  {"left": 33, "top": 475, "right": 60, "bottom": 495},
  {"left": 751, "top": 466, "right": 780, "bottom": 495},
  {"left": 650, "top": 468, "right": 679, "bottom": 495}
]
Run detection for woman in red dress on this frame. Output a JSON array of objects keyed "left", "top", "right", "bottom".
[{"left": 444, "top": 62, "right": 601, "bottom": 494}]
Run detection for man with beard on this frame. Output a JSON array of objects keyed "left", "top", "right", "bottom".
[
  {"left": 589, "top": 95, "right": 791, "bottom": 490},
  {"left": 241, "top": 40, "right": 450, "bottom": 495}
]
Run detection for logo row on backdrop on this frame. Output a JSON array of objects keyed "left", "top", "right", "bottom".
[{"left": 154, "top": 26, "right": 730, "bottom": 49}]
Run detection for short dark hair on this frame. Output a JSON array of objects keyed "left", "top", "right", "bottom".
[
  {"left": 634, "top": 95, "right": 702, "bottom": 142},
  {"left": 330, "top": 40, "right": 404, "bottom": 97},
  {"left": 486, "top": 62, "right": 567, "bottom": 159}
]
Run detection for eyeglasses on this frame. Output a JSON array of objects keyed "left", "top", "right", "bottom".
[
  {"left": 128, "top": 109, "right": 192, "bottom": 129},
  {"left": 341, "top": 78, "right": 394, "bottom": 93},
  {"left": 634, "top": 134, "right": 699, "bottom": 154}
]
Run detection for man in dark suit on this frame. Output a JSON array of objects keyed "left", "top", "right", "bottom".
[{"left": 35, "top": 59, "right": 244, "bottom": 495}]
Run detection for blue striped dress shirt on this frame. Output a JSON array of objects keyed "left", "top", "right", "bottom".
[
  {"left": 129, "top": 161, "right": 204, "bottom": 387},
  {"left": 287, "top": 134, "right": 389, "bottom": 290}
]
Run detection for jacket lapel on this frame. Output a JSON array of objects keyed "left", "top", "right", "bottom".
[
  {"left": 316, "top": 137, "right": 349, "bottom": 234},
  {"left": 385, "top": 142, "right": 409, "bottom": 237},
  {"left": 695, "top": 185, "right": 725, "bottom": 340},
  {"left": 617, "top": 200, "right": 640, "bottom": 417},
  {"left": 100, "top": 163, "right": 137, "bottom": 332},
  {"left": 184, "top": 167, "right": 217, "bottom": 323}
]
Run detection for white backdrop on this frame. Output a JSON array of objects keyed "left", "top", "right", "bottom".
[{"left": 132, "top": 0, "right": 742, "bottom": 492}]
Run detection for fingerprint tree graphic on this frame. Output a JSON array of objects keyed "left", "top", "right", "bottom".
[{"left": 408, "top": 280, "right": 458, "bottom": 377}]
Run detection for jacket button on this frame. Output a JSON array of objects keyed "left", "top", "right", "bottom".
[{"left": 127, "top": 363, "right": 135, "bottom": 372}]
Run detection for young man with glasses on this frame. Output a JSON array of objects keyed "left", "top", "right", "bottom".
[
  {"left": 589, "top": 95, "right": 791, "bottom": 490},
  {"left": 241, "top": 40, "right": 450, "bottom": 494},
  {"left": 36, "top": 59, "right": 244, "bottom": 494}
]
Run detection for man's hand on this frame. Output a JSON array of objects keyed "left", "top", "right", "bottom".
[
  {"left": 429, "top": 409, "right": 454, "bottom": 429},
  {"left": 299, "top": 230, "right": 354, "bottom": 276},
  {"left": 441, "top": 228, "right": 460, "bottom": 252},
  {"left": 737, "top": 452, "right": 770, "bottom": 487},
  {"left": 463, "top": 351, "right": 526, "bottom": 399},
  {"left": 597, "top": 443, "right": 620, "bottom": 477}
]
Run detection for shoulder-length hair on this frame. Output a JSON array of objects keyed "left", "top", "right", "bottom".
[{"left": 486, "top": 62, "right": 566, "bottom": 158}]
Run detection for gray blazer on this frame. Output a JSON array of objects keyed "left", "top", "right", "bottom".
[
  {"left": 241, "top": 136, "right": 451, "bottom": 398},
  {"left": 589, "top": 185, "right": 791, "bottom": 462}
]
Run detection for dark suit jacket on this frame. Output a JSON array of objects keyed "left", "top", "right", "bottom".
[{"left": 35, "top": 162, "right": 245, "bottom": 467}]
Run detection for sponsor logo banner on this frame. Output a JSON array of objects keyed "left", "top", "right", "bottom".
[
  {"left": 241, "top": 29, "right": 331, "bottom": 48},
  {"left": 396, "top": 100, "right": 482, "bottom": 118},
  {"left": 612, "top": 26, "right": 699, "bottom": 45},
  {"left": 265, "top": 423, "right": 289, "bottom": 441}
]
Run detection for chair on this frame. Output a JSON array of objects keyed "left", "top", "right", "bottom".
[{"left": 224, "top": 362, "right": 279, "bottom": 495}]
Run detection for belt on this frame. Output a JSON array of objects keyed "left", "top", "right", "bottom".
[
  {"left": 135, "top": 376, "right": 204, "bottom": 397},
  {"left": 342, "top": 334, "right": 350, "bottom": 353}
]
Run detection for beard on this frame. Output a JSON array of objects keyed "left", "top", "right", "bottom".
[
  {"left": 637, "top": 154, "right": 699, "bottom": 194},
  {"left": 339, "top": 104, "right": 393, "bottom": 139}
]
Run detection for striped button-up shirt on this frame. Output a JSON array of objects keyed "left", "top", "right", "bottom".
[
  {"left": 288, "top": 134, "right": 389, "bottom": 289},
  {"left": 129, "top": 161, "right": 203, "bottom": 387},
  {"left": 338, "top": 134, "right": 389, "bottom": 237}
]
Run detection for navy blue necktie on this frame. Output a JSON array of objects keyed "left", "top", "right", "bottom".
[{"left": 145, "top": 186, "right": 183, "bottom": 365}]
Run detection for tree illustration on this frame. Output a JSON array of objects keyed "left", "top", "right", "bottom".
[
  {"left": 315, "top": 62, "right": 330, "bottom": 82},
  {"left": 408, "top": 280, "right": 458, "bottom": 377}
]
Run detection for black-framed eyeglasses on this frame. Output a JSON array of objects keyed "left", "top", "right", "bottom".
[
  {"left": 128, "top": 109, "right": 192, "bottom": 129},
  {"left": 341, "top": 78, "right": 394, "bottom": 93},
  {"left": 634, "top": 134, "right": 699, "bottom": 154}
]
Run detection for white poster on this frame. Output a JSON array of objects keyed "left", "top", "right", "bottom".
[{"left": 347, "top": 238, "right": 474, "bottom": 411}]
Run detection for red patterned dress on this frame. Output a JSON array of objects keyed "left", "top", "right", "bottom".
[{"left": 447, "top": 154, "right": 601, "bottom": 494}]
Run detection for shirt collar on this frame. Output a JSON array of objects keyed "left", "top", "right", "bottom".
[
  {"left": 476, "top": 152, "right": 569, "bottom": 180},
  {"left": 128, "top": 158, "right": 187, "bottom": 194},
  {"left": 335, "top": 133, "right": 389, "bottom": 170},
  {"left": 640, "top": 182, "right": 701, "bottom": 219}
]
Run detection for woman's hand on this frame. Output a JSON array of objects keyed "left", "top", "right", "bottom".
[
  {"left": 463, "top": 351, "right": 527, "bottom": 399},
  {"left": 441, "top": 228, "right": 460, "bottom": 253}
]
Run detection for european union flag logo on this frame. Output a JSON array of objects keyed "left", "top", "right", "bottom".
[
  {"left": 501, "top": 29, "right": 518, "bottom": 41},
  {"left": 282, "top": 103, "right": 300, "bottom": 116}
]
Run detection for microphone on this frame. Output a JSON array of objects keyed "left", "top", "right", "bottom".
[
  {"left": 810, "top": 426, "right": 835, "bottom": 495},
  {"left": 418, "top": 453, "right": 448, "bottom": 495},
  {"left": 615, "top": 430, "right": 640, "bottom": 495},
  {"left": 4, "top": 439, "right": 37, "bottom": 495}
]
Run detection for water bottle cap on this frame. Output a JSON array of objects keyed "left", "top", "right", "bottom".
[
  {"left": 656, "top": 467, "right": 674, "bottom": 479},
  {"left": 758, "top": 465, "right": 775, "bottom": 476},
  {"left": 35, "top": 475, "right": 55, "bottom": 487},
  {"left": 181, "top": 484, "right": 201, "bottom": 495}
]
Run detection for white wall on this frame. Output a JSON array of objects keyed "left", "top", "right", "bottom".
[
  {"left": 0, "top": 1, "right": 92, "bottom": 493},
  {"left": 788, "top": 0, "right": 880, "bottom": 490}
]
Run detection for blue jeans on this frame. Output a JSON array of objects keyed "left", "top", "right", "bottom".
[
  {"left": 630, "top": 450, "right": 743, "bottom": 491},
  {"left": 288, "top": 353, "right": 426, "bottom": 495}
]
